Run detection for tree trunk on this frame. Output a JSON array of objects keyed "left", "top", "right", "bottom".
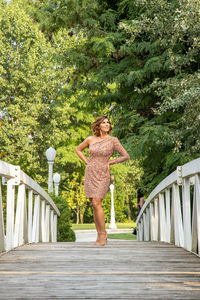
[
  {"left": 80, "top": 212, "right": 84, "bottom": 224},
  {"left": 126, "top": 195, "right": 131, "bottom": 221},
  {"left": 76, "top": 209, "right": 79, "bottom": 224}
]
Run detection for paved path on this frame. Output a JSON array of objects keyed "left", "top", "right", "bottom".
[
  {"left": 74, "top": 229, "right": 133, "bottom": 242},
  {"left": 0, "top": 241, "right": 200, "bottom": 299}
]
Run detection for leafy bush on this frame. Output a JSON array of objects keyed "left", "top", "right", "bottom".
[{"left": 51, "top": 194, "right": 76, "bottom": 242}]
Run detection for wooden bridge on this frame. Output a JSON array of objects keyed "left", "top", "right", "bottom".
[
  {"left": 0, "top": 241, "right": 200, "bottom": 299},
  {"left": 0, "top": 159, "right": 200, "bottom": 299}
]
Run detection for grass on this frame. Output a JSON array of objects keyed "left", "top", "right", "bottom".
[
  {"left": 108, "top": 233, "right": 137, "bottom": 240},
  {"left": 72, "top": 221, "right": 136, "bottom": 230}
]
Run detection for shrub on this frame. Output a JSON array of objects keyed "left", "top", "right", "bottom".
[{"left": 51, "top": 194, "right": 76, "bottom": 242}]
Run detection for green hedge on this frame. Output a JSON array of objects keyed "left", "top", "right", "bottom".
[{"left": 51, "top": 194, "right": 76, "bottom": 242}]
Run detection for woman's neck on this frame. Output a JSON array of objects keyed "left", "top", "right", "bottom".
[{"left": 99, "top": 132, "right": 108, "bottom": 139}]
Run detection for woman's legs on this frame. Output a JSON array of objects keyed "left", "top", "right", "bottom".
[{"left": 91, "top": 198, "right": 106, "bottom": 242}]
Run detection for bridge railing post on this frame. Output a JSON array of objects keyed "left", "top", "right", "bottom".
[
  {"left": 28, "top": 190, "right": 33, "bottom": 243},
  {"left": 0, "top": 180, "right": 5, "bottom": 253},
  {"left": 14, "top": 184, "right": 26, "bottom": 248},
  {"left": 159, "top": 192, "right": 166, "bottom": 242},
  {"left": 0, "top": 160, "right": 59, "bottom": 253},
  {"left": 149, "top": 202, "right": 154, "bottom": 240},
  {"left": 182, "top": 178, "right": 191, "bottom": 251},
  {"left": 191, "top": 174, "right": 200, "bottom": 254},
  {"left": 154, "top": 198, "right": 159, "bottom": 241},
  {"left": 165, "top": 189, "right": 171, "bottom": 243},
  {"left": 6, "top": 179, "right": 15, "bottom": 251},
  {"left": 136, "top": 158, "right": 200, "bottom": 256}
]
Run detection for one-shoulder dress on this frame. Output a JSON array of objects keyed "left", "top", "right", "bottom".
[{"left": 84, "top": 136, "right": 130, "bottom": 199}]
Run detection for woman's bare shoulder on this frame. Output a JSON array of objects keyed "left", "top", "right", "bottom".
[{"left": 85, "top": 136, "right": 96, "bottom": 144}]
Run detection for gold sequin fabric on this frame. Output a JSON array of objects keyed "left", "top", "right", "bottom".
[{"left": 84, "top": 136, "right": 130, "bottom": 199}]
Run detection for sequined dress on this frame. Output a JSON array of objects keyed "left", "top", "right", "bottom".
[{"left": 84, "top": 136, "right": 130, "bottom": 199}]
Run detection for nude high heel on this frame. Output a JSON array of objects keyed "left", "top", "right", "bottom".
[{"left": 93, "top": 232, "right": 108, "bottom": 246}]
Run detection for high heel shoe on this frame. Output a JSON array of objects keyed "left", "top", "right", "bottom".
[{"left": 93, "top": 232, "right": 108, "bottom": 246}]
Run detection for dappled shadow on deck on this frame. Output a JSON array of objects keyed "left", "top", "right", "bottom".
[{"left": 0, "top": 241, "right": 200, "bottom": 299}]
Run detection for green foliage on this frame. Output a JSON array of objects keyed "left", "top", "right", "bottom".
[
  {"left": 34, "top": 0, "right": 200, "bottom": 193},
  {"left": 0, "top": 0, "right": 94, "bottom": 188},
  {"left": 102, "top": 159, "right": 143, "bottom": 222},
  {"left": 62, "top": 172, "right": 90, "bottom": 224},
  {"left": 1, "top": 0, "right": 199, "bottom": 224},
  {"left": 51, "top": 194, "right": 76, "bottom": 242}
]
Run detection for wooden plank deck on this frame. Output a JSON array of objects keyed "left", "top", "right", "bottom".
[{"left": 0, "top": 241, "right": 200, "bottom": 299}]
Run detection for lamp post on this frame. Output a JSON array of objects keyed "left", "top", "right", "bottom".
[
  {"left": 109, "top": 183, "right": 117, "bottom": 229},
  {"left": 46, "top": 147, "right": 56, "bottom": 193},
  {"left": 53, "top": 173, "right": 61, "bottom": 196}
]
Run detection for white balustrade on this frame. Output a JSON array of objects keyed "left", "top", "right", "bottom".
[
  {"left": 136, "top": 157, "right": 200, "bottom": 255},
  {"left": 0, "top": 160, "right": 60, "bottom": 253}
]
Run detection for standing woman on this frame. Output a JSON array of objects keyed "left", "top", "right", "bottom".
[{"left": 76, "top": 116, "right": 130, "bottom": 246}]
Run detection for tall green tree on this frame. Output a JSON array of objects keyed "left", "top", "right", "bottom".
[
  {"left": 62, "top": 172, "right": 89, "bottom": 224},
  {"left": 0, "top": 0, "right": 94, "bottom": 186},
  {"left": 33, "top": 0, "right": 200, "bottom": 192}
]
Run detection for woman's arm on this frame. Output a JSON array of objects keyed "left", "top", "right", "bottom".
[
  {"left": 109, "top": 138, "right": 130, "bottom": 165},
  {"left": 76, "top": 137, "right": 90, "bottom": 165}
]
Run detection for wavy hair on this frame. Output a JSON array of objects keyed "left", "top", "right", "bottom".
[{"left": 92, "top": 116, "right": 112, "bottom": 136}]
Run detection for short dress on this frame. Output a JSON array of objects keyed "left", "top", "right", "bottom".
[{"left": 84, "top": 136, "right": 130, "bottom": 199}]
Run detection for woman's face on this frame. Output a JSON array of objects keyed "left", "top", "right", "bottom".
[{"left": 99, "top": 118, "right": 110, "bottom": 133}]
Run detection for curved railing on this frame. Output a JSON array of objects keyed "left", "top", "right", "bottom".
[
  {"left": 136, "top": 158, "right": 200, "bottom": 255},
  {"left": 0, "top": 160, "right": 60, "bottom": 253}
]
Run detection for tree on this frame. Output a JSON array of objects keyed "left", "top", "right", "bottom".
[
  {"left": 0, "top": 0, "right": 65, "bottom": 181},
  {"left": 102, "top": 159, "right": 143, "bottom": 222},
  {"left": 33, "top": 0, "right": 200, "bottom": 192},
  {"left": 0, "top": 0, "right": 94, "bottom": 187},
  {"left": 63, "top": 172, "right": 90, "bottom": 224}
]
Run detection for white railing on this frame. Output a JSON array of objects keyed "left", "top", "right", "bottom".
[
  {"left": 0, "top": 160, "right": 60, "bottom": 253},
  {"left": 136, "top": 157, "right": 200, "bottom": 255}
]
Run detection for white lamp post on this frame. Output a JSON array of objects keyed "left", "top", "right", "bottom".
[
  {"left": 46, "top": 147, "right": 56, "bottom": 193},
  {"left": 109, "top": 183, "right": 117, "bottom": 229},
  {"left": 53, "top": 173, "right": 61, "bottom": 196}
]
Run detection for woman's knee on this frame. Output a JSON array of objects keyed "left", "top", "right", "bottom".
[{"left": 91, "top": 198, "right": 102, "bottom": 209}]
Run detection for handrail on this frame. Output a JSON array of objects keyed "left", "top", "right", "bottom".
[
  {"left": 20, "top": 170, "right": 59, "bottom": 215},
  {"left": 136, "top": 157, "right": 200, "bottom": 255},
  {"left": 0, "top": 160, "right": 60, "bottom": 253}
]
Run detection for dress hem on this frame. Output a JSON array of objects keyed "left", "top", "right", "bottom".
[{"left": 85, "top": 194, "right": 107, "bottom": 199}]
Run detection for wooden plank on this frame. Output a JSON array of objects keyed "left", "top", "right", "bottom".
[
  {"left": 23, "top": 187, "right": 28, "bottom": 245},
  {"left": 32, "top": 194, "right": 40, "bottom": 243},
  {"left": 182, "top": 178, "right": 192, "bottom": 251},
  {"left": 182, "top": 158, "right": 200, "bottom": 178},
  {"left": 173, "top": 183, "right": 184, "bottom": 247},
  {"left": 0, "top": 241, "right": 200, "bottom": 299},
  {"left": 195, "top": 175, "right": 200, "bottom": 255},
  {"left": 45, "top": 205, "right": 50, "bottom": 242},
  {"left": 41, "top": 200, "right": 45, "bottom": 242},
  {"left": 5, "top": 179, "right": 15, "bottom": 251},
  {"left": 154, "top": 198, "right": 159, "bottom": 241},
  {"left": 28, "top": 190, "right": 33, "bottom": 243},
  {"left": 159, "top": 193, "right": 166, "bottom": 242},
  {"left": 14, "top": 184, "right": 26, "bottom": 247},
  {"left": 165, "top": 188, "right": 171, "bottom": 243},
  {"left": 149, "top": 202, "right": 154, "bottom": 240},
  {"left": 50, "top": 210, "right": 54, "bottom": 242},
  {"left": 0, "top": 180, "right": 5, "bottom": 253},
  {"left": 13, "top": 184, "right": 23, "bottom": 247},
  {"left": 53, "top": 214, "right": 57, "bottom": 242}
]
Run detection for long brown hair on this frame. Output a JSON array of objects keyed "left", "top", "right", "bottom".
[{"left": 92, "top": 116, "right": 112, "bottom": 136}]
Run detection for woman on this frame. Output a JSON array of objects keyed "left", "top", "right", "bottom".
[{"left": 76, "top": 116, "right": 130, "bottom": 246}]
